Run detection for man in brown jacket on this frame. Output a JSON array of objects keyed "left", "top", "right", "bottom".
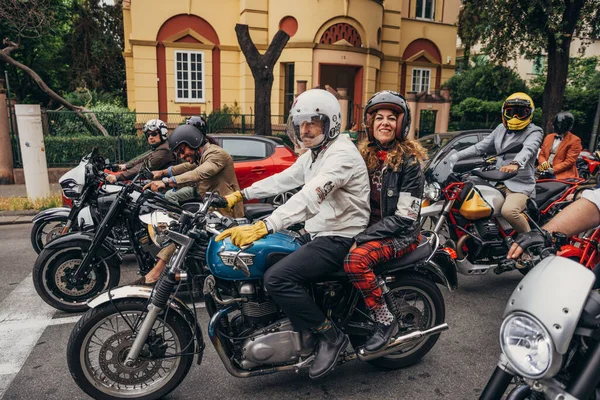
[
  {"left": 105, "top": 119, "right": 175, "bottom": 183},
  {"left": 138, "top": 121, "right": 243, "bottom": 285},
  {"left": 538, "top": 111, "right": 582, "bottom": 179}
]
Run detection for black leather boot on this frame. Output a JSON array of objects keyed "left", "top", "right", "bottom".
[
  {"left": 363, "top": 319, "right": 399, "bottom": 352},
  {"left": 308, "top": 324, "right": 349, "bottom": 379}
]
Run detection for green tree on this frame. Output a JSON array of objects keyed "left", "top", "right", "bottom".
[
  {"left": 443, "top": 63, "right": 527, "bottom": 104},
  {"left": 458, "top": 0, "right": 600, "bottom": 133}
]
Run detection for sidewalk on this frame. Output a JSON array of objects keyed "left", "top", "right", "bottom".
[
  {"left": 0, "top": 184, "right": 63, "bottom": 225},
  {"left": 0, "top": 184, "right": 62, "bottom": 198}
]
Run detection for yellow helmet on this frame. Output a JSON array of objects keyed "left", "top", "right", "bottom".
[{"left": 502, "top": 92, "right": 534, "bottom": 131}]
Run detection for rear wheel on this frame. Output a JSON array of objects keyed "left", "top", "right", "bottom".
[
  {"left": 350, "top": 273, "right": 445, "bottom": 369},
  {"left": 31, "top": 219, "right": 67, "bottom": 254},
  {"left": 33, "top": 246, "right": 120, "bottom": 312},
  {"left": 67, "top": 299, "right": 194, "bottom": 400}
]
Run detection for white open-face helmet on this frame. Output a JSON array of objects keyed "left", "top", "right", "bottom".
[
  {"left": 143, "top": 119, "right": 168, "bottom": 141},
  {"left": 287, "top": 89, "right": 342, "bottom": 150}
]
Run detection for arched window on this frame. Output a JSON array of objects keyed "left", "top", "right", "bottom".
[{"left": 319, "top": 23, "right": 362, "bottom": 47}]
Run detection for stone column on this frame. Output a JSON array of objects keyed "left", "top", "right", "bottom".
[
  {"left": 337, "top": 87, "right": 349, "bottom": 132},
  {"left": 296, "top": 80, "right": 307, "bottom": 96},
  {"left": 15, "top": 105, "right": 50, "bottom": 199},
  {"left": 0, "top": 79, "right": 14, "bottom": 184}
]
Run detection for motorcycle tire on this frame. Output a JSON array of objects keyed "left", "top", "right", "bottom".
[
  {"left": 33, "top": 245, "right": 120, "bottom": 312},
  {"left": 67, "top": 298, "right": 194, "bottom": 400},
  {"left": 30, "top": 219, "right": 68, "bottom": 254},
  {"left": 349, "top": 272, "right": 445, "bottom": 370}
]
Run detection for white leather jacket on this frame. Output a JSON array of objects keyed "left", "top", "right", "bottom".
[{"left": 243, "top": 135, "right": 370, "bottom": 238}]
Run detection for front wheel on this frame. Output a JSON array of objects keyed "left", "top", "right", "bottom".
[
  {"left": 350, "top": 272, "right": 446, "bottom": 369},
  {"left": 31, "top": 219, "right": 67, "bottom": 254},
  {"left": 67, "top": 299, "right": 195, "bottom": 400},
  {"left": 32, "top": 246, "right": 120, "bottom": 312}
]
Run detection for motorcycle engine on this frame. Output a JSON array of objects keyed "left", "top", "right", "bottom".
[
  {"left": 474, "top": 219, "right": 500, "bottom": 241},
  {"left": 238, "top": 282, "right": 279, "bottom": 326},
  {"left": 238, "top": 318, "right": 316, "bottom": 370}
]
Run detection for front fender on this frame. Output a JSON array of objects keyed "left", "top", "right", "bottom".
[
  {"left": 43, "top": 231, "right": 121, "bottom": 263},
  {"left": 31, "top": 207, "right": 71, "bottom": 223},
  {"left": 88, "top": 286, "right": 205, "bottom": 364}
]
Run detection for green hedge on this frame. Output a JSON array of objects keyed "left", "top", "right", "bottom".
[{"left": 43, "top": 135, "right": 148, "bottom": 166}]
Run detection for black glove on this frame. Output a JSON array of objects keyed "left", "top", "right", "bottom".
[
  {"left": 514, "top": 230, "right": 550, "bottom": 251},
  {"left": 211, "top": 195, "right": 229, "bottom": 209}
]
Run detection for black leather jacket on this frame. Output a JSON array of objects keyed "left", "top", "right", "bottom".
[{"left": 354, "top": 155, "right": 424, "bottom": 250}]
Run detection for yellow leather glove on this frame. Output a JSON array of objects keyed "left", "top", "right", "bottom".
[
  {"left": 215, "top": 221, "right": 268, "bottom": 247},
  {"left": 537, "top": 161, "right": 550, "bottom": 172},
  {"left": 223, "top": 191, "right": 244, "bottom": 210}
]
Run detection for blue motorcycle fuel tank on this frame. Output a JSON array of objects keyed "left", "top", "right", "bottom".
[{"left": 206, "top": 230, "right": 301, "bottom": 280}]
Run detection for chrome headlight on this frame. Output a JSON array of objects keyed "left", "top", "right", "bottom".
[
  {"left": 500, "top": 313, "right": 553, "bottom": 379},
  {"left": 423, "top": 181, "right": 441, "bottom": 202},
  {"left": 140, "top": 210, "right": 176, "bottom": 248}
]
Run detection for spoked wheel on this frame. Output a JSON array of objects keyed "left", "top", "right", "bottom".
[
  {"left": 31, "top": 220, "right": 67, "bottom": 254},
  {"left": 350, "top": 273, "right": 445, "bottom": 369},
  {"left": 67, "top": 299, "right": 194, "bottom": 400},
  {"left": 33, "top": 247, "right": 120, "bottom": 312}
]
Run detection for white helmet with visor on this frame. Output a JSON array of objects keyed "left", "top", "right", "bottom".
[{"left": 287, "top": 89, "right": 342, "bottom": 150}]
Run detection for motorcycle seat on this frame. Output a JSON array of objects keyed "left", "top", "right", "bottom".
[
  {"left": 534, "top": 181, "right": 569, "bottom": 209},
  {"left": 244, "top": 204, "right": 275, "bottom": 221},
  {"left": 319, "top": 237, "right": 433, "bottom": 282},
  {"left": 471, "top": 169, "right": 518, "bottom": 181}
]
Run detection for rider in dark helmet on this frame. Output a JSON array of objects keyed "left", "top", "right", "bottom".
[
  {"left": 186, "top": 115, "right": 208, "bottom": 134},
  {"left": 344, "top": 90, "right": 428, "bottom": 352},
  {"left": 106, "top": 119, "right": 175, "bottom": 183},
  {"left": 537, "top": 111, "right": 582, "bottom": 179},
  {"left": 138, "top": 122, "right": 243, "bottom": 285}
]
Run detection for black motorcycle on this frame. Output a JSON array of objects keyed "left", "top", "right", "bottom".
[
  {"left": 31, "top": 167, "right": 180, "bottom": 312},
  {"left": 30, "top": 148, "right": 130, "bottom": 254},
  {"left": 480, "top": 234, "right": 600, "bottom": 400}
]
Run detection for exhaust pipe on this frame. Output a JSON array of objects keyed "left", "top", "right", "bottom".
[{"left": 356, "top": 323, "right": 449, "bottom": 362}]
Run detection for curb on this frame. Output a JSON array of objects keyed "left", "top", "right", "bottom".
[{"left": 0, "top": 210, "right": 37, "bottom": 226}]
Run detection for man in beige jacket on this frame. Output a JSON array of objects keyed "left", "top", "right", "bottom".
[{"left": 139, "top": 122, "right": 243, "bottom": 284}]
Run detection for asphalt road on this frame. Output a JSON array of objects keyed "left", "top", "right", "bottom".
[{"left": 0, "top": 223, "right": 525, "bottom": 400}]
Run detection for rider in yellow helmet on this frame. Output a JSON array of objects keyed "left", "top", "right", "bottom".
[
  {"left": 449, "top": 92, "right": 543, "bottom": 235},
  {"left": 502, "top": 92, "right": 535, "bottom": 131}
]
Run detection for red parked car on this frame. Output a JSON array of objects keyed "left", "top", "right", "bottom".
[{"left": 62, "top": 134, "right": 298, "bottom": 207}]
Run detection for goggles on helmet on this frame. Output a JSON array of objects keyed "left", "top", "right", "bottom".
[{"left": 503, "top": 105, "right": 532, "bottom": 120}]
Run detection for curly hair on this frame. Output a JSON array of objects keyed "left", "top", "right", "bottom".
[{"left": 358, "top": 113, "right": 428, "bottom": 172}]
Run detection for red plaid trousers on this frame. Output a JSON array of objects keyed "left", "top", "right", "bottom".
[{"left": 343, "top": 237, "right": 419, "bottom": 310}]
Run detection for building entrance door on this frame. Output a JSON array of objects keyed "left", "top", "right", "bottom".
[{"left": 319, "top": 64, "right": 362, "bottom": 130}]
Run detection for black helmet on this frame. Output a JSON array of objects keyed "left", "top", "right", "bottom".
[
  {"left": 168, "top": 124, "right": 206, "bottom": 151},
  {"left": 186, "top": 116, "right": 208, "bottom": 135},
  {"left": 364, "top": 90, "right": 411, "bottom": 141},
  {"left": 553, "top": 111, "right": 574, "bottom": 136}
]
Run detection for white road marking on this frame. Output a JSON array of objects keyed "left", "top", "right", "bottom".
[
  {"left": 0, "top": 274, "right": 56, "bottom": 399},
  {"left": 0, "top": 274, "right": 205, "bottom": 398}
]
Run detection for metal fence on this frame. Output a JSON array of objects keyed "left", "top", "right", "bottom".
[{"left": 10, "top": 110, "right": 288, "bottom": 168}]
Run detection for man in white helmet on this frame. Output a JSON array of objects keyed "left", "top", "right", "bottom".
[
  {"left": 106, "top": 119, "right": 175, "bottom": 183},
  {"left": 216, "top": 89, "right": 370, "bottom": 379}
]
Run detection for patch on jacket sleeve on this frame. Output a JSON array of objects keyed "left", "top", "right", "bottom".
[
  {"left": 396, "top": 192, "right": 420, "bottom": 220},
  {"left": 315, "top": 181, "right": 335, "bottom": 203}
]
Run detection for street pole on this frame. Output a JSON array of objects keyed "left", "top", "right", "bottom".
[
  {"left": 14, "top": 105, "right": 50, "bottom": 200},
  {"left": 589, "top": 90, "right": 600, "bottom": 151}
]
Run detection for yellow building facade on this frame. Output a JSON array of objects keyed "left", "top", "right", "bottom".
[{"left": 123, "top": 0, "right": 459, "bottom": 137}]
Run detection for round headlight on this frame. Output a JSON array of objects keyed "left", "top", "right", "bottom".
[
  {"left": 424, "top": 181, "right": 441, "bottom": 202},
  {"left": 140, "top": 210, "right": 176, "bottom": 248},
  {"left": 500, "top": 313, "right": 553, "bottom": 379}
]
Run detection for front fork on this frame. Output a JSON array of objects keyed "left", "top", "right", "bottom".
[
  {"left": 125, "top": 231, "right": 193, "bottom": 366},
  {"left": 433, "top": 199, "right": 454, "bottom": 236}
]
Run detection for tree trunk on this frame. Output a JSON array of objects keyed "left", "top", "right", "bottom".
[
  {"left": 0, "top": 79, "right": 14, "bottom": 184},
  {"left": 541, "top": 36, "right": 570, "bottom": 134},
  {"left": 541, "top": 0, "right": 584, "bottom": 134},
  {"left": 235, "top": 24, "right": 289, "bottom": 136},
  {"left": 0, "top": 39, "right": 110, "bottom": 136}
]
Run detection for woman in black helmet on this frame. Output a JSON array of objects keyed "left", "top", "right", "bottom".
[{"left": 343, "top": 90, "right": 428, "bottom": 352}]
